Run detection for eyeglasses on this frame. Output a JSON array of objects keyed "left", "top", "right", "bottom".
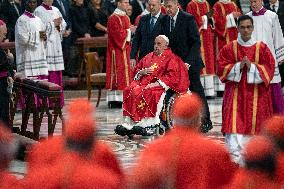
[{"left": 239, "top": 25, "right": 253, "bottom": 30}]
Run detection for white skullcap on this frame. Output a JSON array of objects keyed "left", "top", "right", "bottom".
[{"left": 157, "top": 35, "right": 169, "bottom": 44}]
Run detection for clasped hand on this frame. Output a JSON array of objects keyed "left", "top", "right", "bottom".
[{"left": 240, "top": 56, "right": 251, "bottom": 70}]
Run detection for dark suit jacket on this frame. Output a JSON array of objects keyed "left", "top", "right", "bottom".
[
  {"left": 53, "top": 0, "right": 71, "bottom": 29},
  {"left": 0, "top": 0, "right": 21, "bottom": 41},
  {"left": 130, "top": 0, "right": 145, "bottom": 24},
  {"left": 130, "top": 13, "right": 164, "bottom": 61},
  {"left": 161, "top": 10, "right": 204, "bottom": 72},
  {"left": 264, "top": 1, "right": 284, "bottom": 33}
]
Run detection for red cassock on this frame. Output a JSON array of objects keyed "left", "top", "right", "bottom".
[
  {"left": 23, "top": 153, "right": 123, "bottom": 189},
  {"left": 276, "top": 152, "right": 284, "bottom": 184},
  {"left": 217, "top": 41, "right": 275, "bottom": 135},
  {"left": 213, "top": 1, "right": 240, "bottom": 54},
  {"left": 186, "top": 0, "right": 215, "bottom": 75},
  {"left": 0, "top": 171, "right": 20, "bottom": 189},
  {"left": 134, "top": 15, "right": 142, "bottom": 26},
  {"left": 129, "top": 127, "right": 237, "bottom": 189},
  {"left": 229, "top": 169, "right": 281, "bottom": 189},
  {"left": 27, "top": 136, "right": 124, "bottom": 181},
  {"left": 106, "top": 13, "right": 133, "bottom": 90},
  {"left": 123, "top": 49, "right": 189, "bottom": 122}
]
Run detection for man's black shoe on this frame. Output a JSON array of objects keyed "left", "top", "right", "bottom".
[
  {"left": 132, "top": 126, "right": 149, "bottom": 136},
  {"left": 200, "top": 119, "right": 213, "bottom": 133},
  {"left": 114, "top": 125, "right": 129, "bottom": 136}
]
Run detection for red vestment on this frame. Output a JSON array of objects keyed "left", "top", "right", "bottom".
[
  {"left": 229, "top": 169, "right": 281, "bottom": 189},
  {"left": 123, "top": 49, "right": 189, "bottom": 122},
  {"left": 186, "top": 0, "right": 215, "bottom": 75},
  {"left": 106, "top": 13, "right": 133, "bottom": 90},
  {"left": 24, "top": 153, "right": 123, "bottom": 189},
  {"left": 129, "top": 127, "right": 237, "bottom": 189},
  {"left": 276, "top": 152, "right": 284, "bottom": 184},
  {"left": 217, "top": 41, "right": 275, "bottom": 135},
  {"left": 27, "top": 136, "right": 124, "bottom": 181},
  {"left": 0, "top": 171, "right": 20, "bottom": 189},
  {"left": 134, "top": 15, "right": 142, "bottom": 26},
  {"left": 213, "top": 1, "right": 239, "bottom": 54}
]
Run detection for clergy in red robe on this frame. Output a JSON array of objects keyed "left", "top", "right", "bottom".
[
  {"left": 212, "top": 0, "right": 241, "bottom": 93},
  {"left": 26, "top": 99, "right": 124, "bottom": 182},
  {"left": 262, "top": 115, "right": 284, "bottom": 185},
  {"left": 128, "top": 94, "right": 237, "bottom": 189},
  {"left": 217, "top": 15, "right": 275, "bottom": 165},
  {"left": 186, "top": 0, "right": 216, "bottom": 97},
  {"left": 229, "top": 136, "right": 281, "bottom": 189},
  {"left": 106, "top": 0, "right": 133, "bottom": 106},
  {"left": 213, "top": 0, "right": 241, "bottom": 54},
  {"left": 115, "top": 35, "right": 189, "bottom": 136}
]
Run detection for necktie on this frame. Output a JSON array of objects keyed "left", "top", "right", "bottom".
[
  {"left": 272, "top": 5, "right": 276, "bottom": 12},
  {"left": 150, "top": 16, "right": 155, "bottom": 31},
  {"left": 170, "top": 17, "right": 175, "bottom": 32}
]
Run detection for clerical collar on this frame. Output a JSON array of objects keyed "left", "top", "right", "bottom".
[
  {"left": 24, "top": 10, "right": 35, "bottom": 18},
  {"left": 41, "top": 3, "right": 52, "bottom": 10},
  {"left": 237, "top": 34, "right": 256, "bottom": 47},
  {"left": 219, "top": 0, "right": 230, "bottom": 4},
  {"left": 113, "top": 8, "right": 126, "bottom": 15},
  {"left": 196, "top": 0, "right": 205, "bottom": 3},
  {"left": 252, "top": 7, "right": 267, "bottom": 16}
]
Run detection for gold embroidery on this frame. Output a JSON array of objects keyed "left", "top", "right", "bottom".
[
  {"left": 137, "top": 100, "right": 146, "bottom": 109},
  {"left": 150, "top": 63, "right": 158, "bottom": 70}
]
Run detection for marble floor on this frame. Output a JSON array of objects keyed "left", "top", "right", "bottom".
[{"left": 10, "top": 89, "right": 225, "bottom": 177}]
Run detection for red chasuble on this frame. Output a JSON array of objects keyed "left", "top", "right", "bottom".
[
  {"left": 123, "top": 49, "right": 189, "bottom": 122},
  {"left": 213, "top": 1, "right": 240, "bottom": 54},
  {"left": 186, "top": 0, "right": 215, "bottom": 75},
  {"left": 217, "top": 41, "right": 275, "bottom": 135},
  {"left": 106, "top": 13, "right": 133, "bottom": 90},
  {"left": 230, "top": 169, "right": 281, "bottom": 189}
]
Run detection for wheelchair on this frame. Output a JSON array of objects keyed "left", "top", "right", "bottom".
[{"left": 157, "top": 89, "right": 191, "bottom": 135}]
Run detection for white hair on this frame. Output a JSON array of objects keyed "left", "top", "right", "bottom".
[{"left": 157, "top": 35, "right": 169, "bottom": 44}]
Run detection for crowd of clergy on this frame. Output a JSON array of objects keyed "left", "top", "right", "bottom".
[{"left": 0, "top": 96, "right": 283, "bottom": 188}]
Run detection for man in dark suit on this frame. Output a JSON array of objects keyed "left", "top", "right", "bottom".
[
  {"left": 130, "top": 0, "right": 163, "bottom": 67},
  {"left": 264, "top": 0, "right": 284, "bottom": 87},
  {"left": 161, "top": 0, "right": 212, "bottom": 132}
]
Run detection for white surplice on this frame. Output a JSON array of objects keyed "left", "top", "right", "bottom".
[
  {"left": 34, "top": 5, "right": 66, "bottom": 71},
  {"left": 15, "top": 13, "right": 48, "bottom": 77},
  {"left": 247, "top": 9, "right": 284, "bottom": 83}
]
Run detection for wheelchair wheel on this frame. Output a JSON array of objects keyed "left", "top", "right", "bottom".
[{"left": 166, "top": 93, "right": 177, "bottom": 128}]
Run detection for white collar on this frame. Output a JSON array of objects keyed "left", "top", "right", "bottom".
[
  {"left": 237, "top": 34, "right": 256, "bottom": 47},
  {"left": 171, "top": 8, "right": 179, "bottom": 21},
  {"left": 219, "top": 0, "right": 231, "bottom": 3},
  {"left": 197, "top": 0, "right": 205, "bottom": 2},
  {"left": 151, "top": 10, "right": 161, "bottom": 19},
  {"left": 271, "top": 0, "right": 279, "bottom": 7},
  {"left": 114, "top": 8, "right": 126, "bottom": 15}
]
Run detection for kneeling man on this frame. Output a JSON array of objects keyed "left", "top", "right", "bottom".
[{"left": 115, "top": 35, "right": 189, "bottom": 136}]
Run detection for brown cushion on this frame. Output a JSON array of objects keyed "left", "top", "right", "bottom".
[
  {"left": 90, "top": 73, "right": 106, "bottom": 83},
  {"left": 23, "top": 78, "right": 37, "bottom": 86},
  {"left": 37, "top": 80, "right": 61, "bottom": 91}
]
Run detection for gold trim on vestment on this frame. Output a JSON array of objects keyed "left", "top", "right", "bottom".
[
  {"left": 123, "top": 49, "right": 130, "bottom": 86},
  {"left": 251, "top": 84, "right": 258, "bottom": 134},
  {"left": 232, "top": 86, "right": 238, "bottom": 133}
]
